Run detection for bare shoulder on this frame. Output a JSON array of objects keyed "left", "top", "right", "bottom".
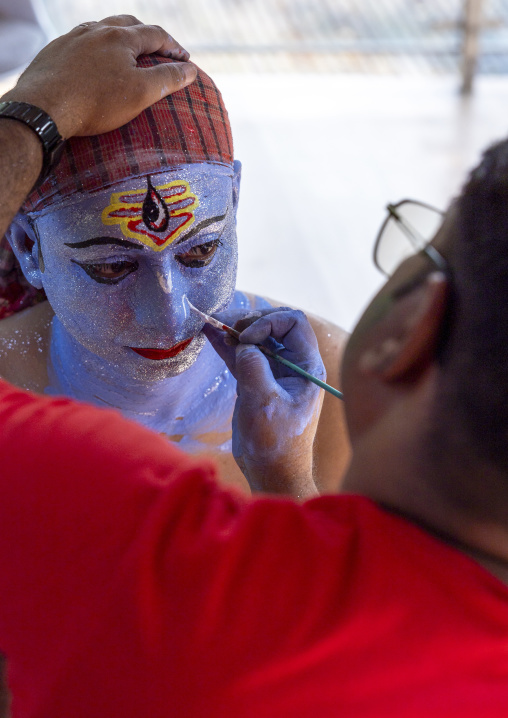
[
  {"left": 304, "top": 311, "right": 351, "bottom": 493},
  {"left": 242, "top": 293, "right": 351, "bottom": 493},
  {"left": 0, "top": 301, "right": 53, "bottom": 391},
  {"left": 305, "top": 311, "right": 349, "bottom": 381}
]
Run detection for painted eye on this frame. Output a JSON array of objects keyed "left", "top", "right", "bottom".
[
  {"left": 72, "top": 259, "right": 139, "bottom": 284},
  {"left": 176, "top": 240, "right": 222, "bottom": 269}
]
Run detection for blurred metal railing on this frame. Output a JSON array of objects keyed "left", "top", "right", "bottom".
[{"left": 42, "top": 0, "right": 504, "bottom": 90}]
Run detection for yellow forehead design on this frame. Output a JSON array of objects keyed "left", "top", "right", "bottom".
[{"left": 101, "top": 179, "right": 200, "bottom": 252}]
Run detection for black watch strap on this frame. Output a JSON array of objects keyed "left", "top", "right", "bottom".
[{"left": 0, "top": 101, "right": 65, "bottom": 184}]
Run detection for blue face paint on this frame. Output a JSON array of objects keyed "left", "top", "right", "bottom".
[
  {"left": 32, "top": 164, "right": 238, "bottom": 385},
  {"left": 17, "top": 161, "right": 280, "bottom": 453},
  {"left": 19, "top": 162, "right": 251, "bottom": 449}
]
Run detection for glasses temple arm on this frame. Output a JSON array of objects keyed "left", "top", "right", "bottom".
[
  {"left": 387, "top": 204, "right": 426, "bottom": 249},
  {"left": 387, "top": 204, "right": 448, "bottom": 273}
]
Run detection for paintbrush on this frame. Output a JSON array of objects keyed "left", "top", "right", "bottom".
[{"left": 188, "top": 302, "right": 344, "bottom": 401}]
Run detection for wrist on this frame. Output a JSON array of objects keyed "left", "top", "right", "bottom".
[
  {"left": 240, "top": 451, "right": 318, "bottom": 499},
  {"left": 0, "top": 118, "right": 42, "bottom": 176},
  {"left": 0, "top": 100, "right": 65, "bottom": 184},
  {"left": 1, "top": 88, "right": 76, "bottom": 139},
  {"left": 0, "top": 120, "right": 43, "bottom": 227}
]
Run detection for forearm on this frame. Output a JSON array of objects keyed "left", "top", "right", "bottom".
[{"left": 0, "top": 119, "right": 42, "bottom": 236}]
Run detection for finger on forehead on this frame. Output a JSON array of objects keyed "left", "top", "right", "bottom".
[
  {"left": 239, "top": 310, "right": 319, "bottom": 353},
  {"left": 127, "top": 24, "right": 190, "bottom": 61}
]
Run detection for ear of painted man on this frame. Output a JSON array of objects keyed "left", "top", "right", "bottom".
[{"left": 5, "top": 218, "right": 43, "bottom": 289}]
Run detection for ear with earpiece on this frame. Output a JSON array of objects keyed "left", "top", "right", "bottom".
[
  {"left": 358, "top": 272, "right": 449, "bottom": 383},
  {"left": 5, "top": 219, "right": 44, "bottom": 290}
]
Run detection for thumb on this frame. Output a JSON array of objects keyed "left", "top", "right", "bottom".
[{"left": 142, "top": 61, "right": 197, "bottom": 104}]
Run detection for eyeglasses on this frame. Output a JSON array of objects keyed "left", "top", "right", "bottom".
[{"left": 373, "top": 199, "right": 447, "bottom": 277}]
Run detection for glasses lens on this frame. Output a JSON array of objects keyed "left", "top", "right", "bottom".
[{"left": 375, "top": 201, "right": 444, "bottom": 276}]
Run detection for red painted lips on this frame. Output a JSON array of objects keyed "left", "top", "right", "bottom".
[{"left": 130, "top": 338, "right": 193, "bottom": 360}]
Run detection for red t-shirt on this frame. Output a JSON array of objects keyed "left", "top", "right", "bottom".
[{"left": 1, "top": 379, "right": 508, "bottom": 717}]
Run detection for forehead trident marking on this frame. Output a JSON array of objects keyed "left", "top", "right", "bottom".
[
  {"left": 101, "top": 176, "right": 199, "bottom": 252},
  {"left": 143, "top": 176, "right": 170, "bottom": 233}
]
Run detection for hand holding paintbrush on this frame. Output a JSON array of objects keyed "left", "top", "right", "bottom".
[
  {"left": 191, "top": 303, "right": 329, "bottom": 496},
  {"left": 188, "top": 302, "right": 344, "bottom": 401}
]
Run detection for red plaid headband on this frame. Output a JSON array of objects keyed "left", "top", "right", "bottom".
[{"left": 23, "top": 55, "right": 234, "bottom": 213}]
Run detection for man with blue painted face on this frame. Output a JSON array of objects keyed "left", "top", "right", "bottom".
[
  {"left": 0, "top": 25, "right": 349, "bottom": 492},
  {"left": 2, "top": 14, "right": 508, "bottom": 718}
]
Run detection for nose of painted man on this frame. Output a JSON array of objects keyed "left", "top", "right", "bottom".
[{"left": 132, "top": 259, "right": 190, "bottom": 339}]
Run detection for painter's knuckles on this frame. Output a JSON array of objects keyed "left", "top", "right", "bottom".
[
  {"left": 239, "top": 308, "right": 300, "bottom": 346},
  {"left": 233, "top": 314, "right": 262, "bottom": 333},
  {"left": 233, "top": 306, "right": 292, "bottom": 334},
  {"left": 271, "top": 311, "right": 322, "bottom": 367},
  {"left": 238, "top": 317, "right": 274, "bottom": 345},
  {"left": 268, "top": 309, "right": 312, "bottom": 343}
]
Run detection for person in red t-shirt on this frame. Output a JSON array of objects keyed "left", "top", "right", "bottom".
[{"left": 1, "top": 14, "right": 508, "bottom": 718}]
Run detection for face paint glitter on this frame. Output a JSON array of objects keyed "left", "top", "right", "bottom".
[
  {"left": 15, "top": 154, "right": 278, "bottom": 452},
  {"left": 27, "top": 161, "right": 247, "bottom": 447},
  {"left": 30, "top": 164, "right": 237, "bottom": 391}
]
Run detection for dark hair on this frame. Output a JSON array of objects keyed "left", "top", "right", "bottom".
[{"left": 434, "top": 138, "right": 508, "bottom": 470}]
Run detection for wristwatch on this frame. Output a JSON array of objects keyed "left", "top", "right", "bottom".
[{"left": 0, "top": 101, "right": 65, "bottom": 183}]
